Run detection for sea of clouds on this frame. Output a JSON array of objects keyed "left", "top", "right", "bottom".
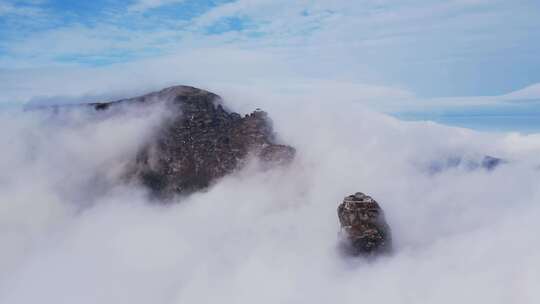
[{"left": 0, "top": 88, "right": 539, "bottom": 303}]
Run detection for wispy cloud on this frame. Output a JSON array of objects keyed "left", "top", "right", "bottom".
[
  {"left": 503, "top": 84, "right": 540, "bottom": 101},
  {"left": 127, "top": 0, "right": 186, "bottom": 12},
  {"left": 0, "top": 0, "right": 42, "bottom": 16},
  {"left": 0, "top": 0, "right": 539, "bottom": 97}
]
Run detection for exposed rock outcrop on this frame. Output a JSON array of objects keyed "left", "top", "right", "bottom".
[
  {"left": 337, "top": 192, "right": 391, "bottom": 256},
  {"left": 91, "top": 85, "right": 295, "bottom": 197}
]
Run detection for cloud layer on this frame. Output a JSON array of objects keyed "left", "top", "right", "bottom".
[
  {"left": 1, "top": 0, "right": 539, "bottom": 96},
  {"left": 0, "top": 88, "right": 539, "bottom": 303}
]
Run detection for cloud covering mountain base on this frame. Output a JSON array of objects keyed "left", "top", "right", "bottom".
[{"left": 0, "top": 90, "right": 539, "bottom": 303}]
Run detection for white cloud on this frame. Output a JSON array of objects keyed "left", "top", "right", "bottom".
[
  {"left": 0, "top": 0, "right": 42, "bottom": 16},
  {"left": 0, "top": 12, "right": 538, "bottom": 304},
  {"left": 0, "top": 47, "right": 417, "bottom": 107},
  {"left": 0, "top": 84, "right": 539, "bottom": 303},
  {"left": 127, "top": 0, "right": 185, "bottom": 12},
  {"left": 0, "top": 0, "right": 537, "bottom": 101},
  {"left": 503, "top": 83, "right": 540, "bottom": 101},
  {"left": 2, "top": 43, "right": 540, "bottom": 116}
]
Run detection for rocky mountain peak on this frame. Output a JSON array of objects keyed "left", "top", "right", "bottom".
[{"left": 91, "top": 85, "right": 295, "bottom": 197}]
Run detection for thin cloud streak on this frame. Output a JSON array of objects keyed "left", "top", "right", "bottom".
[{"left": 128, "top": 0, "right": 186, "bottom": 12}]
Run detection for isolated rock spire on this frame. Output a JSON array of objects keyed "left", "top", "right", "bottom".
[{"left": 338, "top": 192, "right": 392, "bottom": 255}]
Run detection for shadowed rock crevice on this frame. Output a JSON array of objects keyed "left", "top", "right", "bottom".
[{"left": 91, "top": 85, "right": 295, "bottom": 197}]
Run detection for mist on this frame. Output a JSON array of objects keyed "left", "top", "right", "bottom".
[{"left": 0, "top": 89, "right": 539, "bottom": 304}]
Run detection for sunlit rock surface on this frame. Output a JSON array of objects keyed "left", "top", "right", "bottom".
[
  {"left": 338, "top": 192, "right": 392, "bottom": 256},
  {"left": 91, "top": 85, "right": 295, "bottom": 197}
]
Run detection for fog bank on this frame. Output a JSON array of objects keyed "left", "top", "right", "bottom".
[{"left": 0, "top": 90, "right": 539, "bottom": 303}]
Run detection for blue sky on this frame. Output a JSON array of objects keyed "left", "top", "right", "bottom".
[{"left": 1, "top": 0, "right": 540, "bottom": 125}]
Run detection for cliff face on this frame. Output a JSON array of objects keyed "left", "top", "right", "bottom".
[{"left": 91, "top": 85, "right": 295, "bottom": 197}]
